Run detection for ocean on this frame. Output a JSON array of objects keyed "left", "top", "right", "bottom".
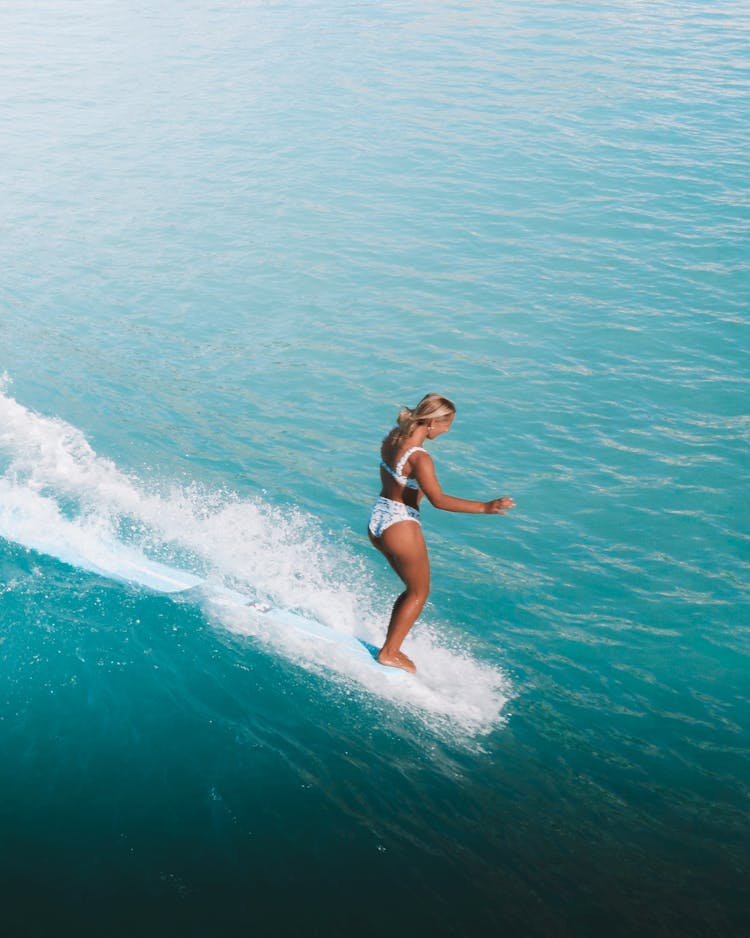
[{"left": 1, "top": 1, "right": 748, "bottom": 935}]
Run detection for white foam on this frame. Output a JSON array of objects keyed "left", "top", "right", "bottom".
[{"left": 0, "top": 379, "right": 512, "bottom": 735}]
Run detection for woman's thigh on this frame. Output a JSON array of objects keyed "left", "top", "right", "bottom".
[{"left": 379, "top": 521, "right": 430, "bottom": 593}]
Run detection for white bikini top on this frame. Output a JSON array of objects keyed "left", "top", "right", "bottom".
[{"left": 380, "top": 446, "right": 427, "bottom": 490}]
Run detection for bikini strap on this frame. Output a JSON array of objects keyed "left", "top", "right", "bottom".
[{"left": 394, "top": 446, "right": 427, "bottom": 478}]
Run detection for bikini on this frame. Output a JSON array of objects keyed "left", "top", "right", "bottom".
[{"left": 368, "top": 446, "right": 427, "bottom": 538}]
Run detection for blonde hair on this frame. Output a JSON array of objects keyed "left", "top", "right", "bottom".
[{"left": 395, "top": 393, "right": 456, "bottom": 439}]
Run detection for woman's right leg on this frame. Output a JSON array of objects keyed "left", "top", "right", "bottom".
[{"left": 375, "top": 521, "right": 430, "bottom": 672}]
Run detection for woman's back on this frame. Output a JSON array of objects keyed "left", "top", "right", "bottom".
[{"left": 379, "top": 431, "right": 425, "bottom": 501}]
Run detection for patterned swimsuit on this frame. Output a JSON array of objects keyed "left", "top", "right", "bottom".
[{"left": 368, "top": 446, "right": 427, "bottom": 538}]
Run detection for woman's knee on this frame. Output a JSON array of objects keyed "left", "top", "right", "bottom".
[{"left": 404, "top": 583, "right": 430, "bottom": 608}]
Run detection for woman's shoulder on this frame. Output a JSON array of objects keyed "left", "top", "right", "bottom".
[
  {"left": 383, "top": 437, "right": 432, "bottom": 466},
  {"left": 406, "top": 445, "right": 432, "bottom": 466}
]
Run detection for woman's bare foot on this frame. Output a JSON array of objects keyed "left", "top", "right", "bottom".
[{"left": 377, "top": 648, "right": 417, "bottom": 673}]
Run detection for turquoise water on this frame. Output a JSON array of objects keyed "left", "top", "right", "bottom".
[{"left": 2, "top": 1, "right": 749, "bottom": 934}]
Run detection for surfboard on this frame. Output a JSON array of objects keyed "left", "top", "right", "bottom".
[
  {"left": 208, "top": 589, "right": 392, "bottom": 672},
  {"left": 0, "top": 520, "right": 401, "bottom": 675}
]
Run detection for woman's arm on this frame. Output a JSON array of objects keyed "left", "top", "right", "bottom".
[{"left": 412, "top": 452, "right": 515, "bottom": 515}]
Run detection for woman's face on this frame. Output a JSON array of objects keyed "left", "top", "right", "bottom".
[{"left": 427, "top": 413, "right": 455, "bottom": 439}]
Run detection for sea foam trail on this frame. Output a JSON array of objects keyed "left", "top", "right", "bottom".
[{"left": 0, "top": 382, "right": 512, "bottom": 735}]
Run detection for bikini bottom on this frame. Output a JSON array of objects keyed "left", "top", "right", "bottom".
[{"left": 368, "top": 496, "right": 420, "bottom": 538}]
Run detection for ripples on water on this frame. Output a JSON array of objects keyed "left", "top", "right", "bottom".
[{"left": 1, "top": 1, "right": 749, "bottom": 934}]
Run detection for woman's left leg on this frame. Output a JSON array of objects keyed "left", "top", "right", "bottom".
[{"left": 372, "top": 521, "right": 430, "bottom": 672}]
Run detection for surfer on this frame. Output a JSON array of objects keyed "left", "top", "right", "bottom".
[{"left": 368, "top": 393, "right": 515, "bottom": 673}]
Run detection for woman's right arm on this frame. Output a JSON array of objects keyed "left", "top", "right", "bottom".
[{"left": 413, "top": 452, "right": 515, "bottom": 515}]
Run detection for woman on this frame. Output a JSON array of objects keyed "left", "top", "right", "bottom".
[{"left": 368, "top": 393, "right": 515, "bottom": 673}]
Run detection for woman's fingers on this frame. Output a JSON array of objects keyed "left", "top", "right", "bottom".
[{"left": 486, "top": 497, "right": 515, "bottom": 514}]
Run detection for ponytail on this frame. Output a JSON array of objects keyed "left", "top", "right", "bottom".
[{"left": 393, "top": 393, "right": 455, "bottom": 440}]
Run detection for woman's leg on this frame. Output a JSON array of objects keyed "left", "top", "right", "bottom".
[{"left": 371, "top": 521, "right": 430, "bottom": 672}]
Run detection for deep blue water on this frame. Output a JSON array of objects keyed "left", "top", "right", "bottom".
[{"left": 1, "top": 1, "right": 749, "bottom": 935}]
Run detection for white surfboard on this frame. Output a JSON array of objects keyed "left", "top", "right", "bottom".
[
  {"left": 205, "top": 582, "right": 394, "bottom": 672},
  {"left": 0, "top": 516, "right": 400, "bottom": 675}
]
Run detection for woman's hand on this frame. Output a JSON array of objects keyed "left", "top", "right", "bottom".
[{"left": 484, "top": 497, "right": 516, "bottom": 515}]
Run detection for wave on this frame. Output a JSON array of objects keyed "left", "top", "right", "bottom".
[{"left": 0, "top": 378, "right": 512, "bottom": 735}]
